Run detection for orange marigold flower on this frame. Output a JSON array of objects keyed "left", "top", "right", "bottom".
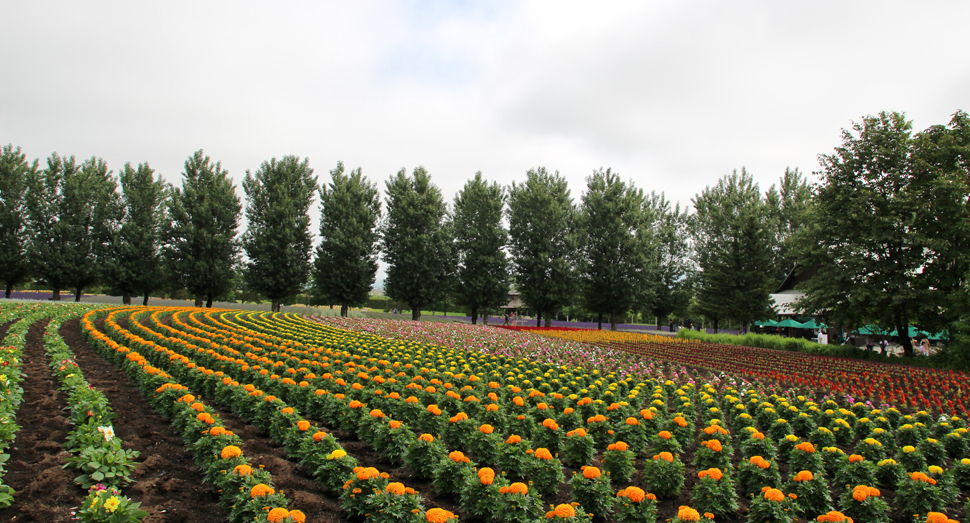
[
  {"left": 313, "top": 431, "right": 328, "bottom": 442},
  {"left": 220, "top": 445, "right": 242, "bottom": 460},
  {"left": 554, "top": 504, "right": 576, "bottom": 518},
  {"left": 480, "top": 424, "right": 494, "bottom": 434},
  {"left": 426, "top": 507, "right": 456, "bottom": 523},
  {"left": 698, "top": 468, "right": 723, "bottom": 480},
  {"left": 542, "top": 419, "right": 559, "bottom": 430},
  {"left": 795, "top": 442, "right": 816, "bottom": 453},
  {"left": 568, "top": 428, "right": 588, "bottom": 438},
  {"left": 653, "top": 452, "right": 673, "bottom": 462},
  {"left": 640, "top": 409, "right": 654, "bottom": 420},
  {"left": 677, "top": 506, "right": 701, "bottom": 521},
  {"left": 752, "top": 432, "right": 765, "bottom": 440},
  {"left": 267, "top": 508, "right": 290, "bottom": 522},
  {"left": 816, "top": 510, "right": 853, "bottom": 522},
  {"left": 386, "top": 482, "right": 406, "bottom": 495},
  {"left": 848, "top": 454, "right": 864, "bottom": 463},
  {"left": 535, "top": 448, "right": 553, "bottom": 460},
  {"left": 702, "top": 440, "right": 723, "bottom": 452},
  {"left": 851, "top": 485, "right": 873, "bottom": 501},
  {"left": 793, "top": 470, "right": 814, "bottom": 482},
  {"left": 250, "top": 484, "right": 275, "bottom": 497},
  {"left": 190, "top": 402, "right": 205, "bottom": 412},
  {"left": 659, "top": 430, "right": 672, "bottom": 440},
  {"left": 506, "top": 435, "right": 522, "bottom": 444},
  {"left": 209, "top": 426, "right": 227, "bottom": 437},
  {"left": 233, "top": 464, "right": 252, "bottom": 475},
  {"left": 582, "top": 466, "right": 601, "bottom": 479},
  {"left": 370, "top": 409, "right": 386, "bottom": 418},
  {"left": 289, "top": 510, "right": 306, "bottom": 523},
  {"left": 297, "top": 420, "right": 311, "bottom": 431},
  {"left": 608, "top": 441, "right": 629, "bottom": 452},
  {"left": 911, "top": 472, "right": 937, "bottom": 485},
  {"left": 673, "top": 416, "right": 688, "bottom": 427},
  {"left": 508, "top": 482, "right": 528, "bottom": 495},
  {"left": 427, "top": 404, "right": 442, "bottom": 415},
  {"left": 448, "top": 451, "right": 470, "bottom": 463},
  {"left": 486, "top": 404, "right": 499, "bottom": 412},
  {"left": 479, "top": 467, "right": 495, "bottom": 485},
  {"left": 625, "top": 417, "right": 640, "bottom": 426},
  {"left": 389, "top": 420, "right": 403, "bottom": 429},
  {"left": 419, "top": 433, "right": 435, "bottom": 443},
  {"left": 623, "top": 486, "right": 646, "bottom": 502},
  {"left": 281, "top": 407, "right": 294, "bottom": 414},
  {"left": 356, "top": 467, "right": 380, "bottom": 480},
  {"left": 925, "top": 513, "right": 950, "bottom": 523},
  {"left": 763, "top": 488, "right": 785, "bottom": 502},
  {"left": 197, "top": 413, "right": 215, "bottom": 424},
  {"left": 180, "top": 394, "right": 196, "bottom": 403}
]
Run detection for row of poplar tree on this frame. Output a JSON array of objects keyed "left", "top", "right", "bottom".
[{"left": 0, "top": 110, "right": 967, "bottom": 354}]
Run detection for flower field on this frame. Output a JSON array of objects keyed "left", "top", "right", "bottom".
[{"left": 2, "top": 305, "right": 970, "bottom": 522}]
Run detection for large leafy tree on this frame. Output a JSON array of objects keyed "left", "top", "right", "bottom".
[
  {"left": 764, "top": 167, "right": 813, "bottom": 284},
  {"left": 313, "top": 162, "right": 382, "bottom": 317},
  {"left": 690, "top": 168, "right": 776, "bottom": 332},
  {"left": 799, "top": 112, "right": 926, "bottom": 353},
  {"left": 109, "top": 162, "right": 169, "bottom": 305},
  {"left": 381, "top": 167, "right": 452, "bottom": 321},
  {"left": 0, "top": 144, "right": 37, "bottom": 298},
  {"left": 578, "top": 168, "right": 653, "bottom": 330},
  {"left": 165, "top": 150, "right": 241, "bottom": 308},
  {"left": 242, "top": 156, "right": 318, "bottom": 313},
  {"left": 26, "top": 154, "right": 118, "bottom": 301},
  {"left": 451, "top": 172, "right": 509, "bottom": 324},
  {"left": 642, "top": 192, "right": 693, "bottom": 326},
  {"left": 507, "top": 167, "right": 577, "bottom": 326}
]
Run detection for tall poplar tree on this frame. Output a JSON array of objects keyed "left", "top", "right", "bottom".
[
  {"left": 242, "top": 156, "right": 318, "bottom": 313},
  {"left": 165, "top": 150, "right": 241, "bottom": 308},
  {"left": 451, "top": 172, "right": 509, "bottom": 324},
  {"left": 109, "top": 162, "right": 168, "bottom": 305},
  {"left": 642, "top": 192, "right": 693, "bottom": 326},
  {"left": 507, "top": 167, "right": 577, "bottom": 326},
  {"left": 26, "top": 154, "right": 118, "bottom": 301},
  {"left": 690, "top": 168, "right": 775, "bottom": 332},
  {"left": 313, "top": 162, "right": 382, "bottom": 317},
  {"left": 579, "top": 168, "right": 653, "bottom": 330},
  {"left": 0, "top": 145, "right": 36, "bottom": 298},
  {"left": 381, "top": 166, "right": 452, "bottom": 321}
]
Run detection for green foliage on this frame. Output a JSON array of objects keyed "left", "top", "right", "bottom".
[
  {"left": 601, "top": 443, "right": 636, "bottom": 484},
  {"left": 507, "top": 167, "right": 577, "bottom": 325},
  {"left": 578, "top": 168, "right": 654, "bottom": 330},
  {"left": 381, "top": 167, "right": 452, "bottom": 321},
  {"left": 690, "top": 469, "right": 738, "bottom": 519},
  {"left": 690, "top": 167, "right": 776, "bottom": 330},
  {"left": 642, "top": 453, "right": 684, "bottom": 499},
  {"left": 746, "top": 488, "right": 799, "bottom": 523},
  {"left": 108, "top": 162, "right": 168, "bottom": 304},
  {"left": 0, "top": 144, "right": 36, "bottom": 297},
  {"left": 75, "top": 485, "right": 148, "bottom": 523},
  {"left": 569, "top": 468, "right": 615, "bottom": 520},
  {"left": 164, "top": 150, "right": 241, "bottom": 306},
  {"left": 63, "top": 438, "right": 139, "bottom": 489},
  {"left": 26, "top": 153, "right": 118, "bottom": 301},
  {"left": 242, "top": 156, "right": 317, "bottom": 312},
  {"left": 450, "top": 172, "right": 509, "bottom": 324},
  {"left": 560, "top": 429, "right": 595, "bottom": 468},
  {"left": 641, "top": 192, "right": 692, "bottom": 324},
  {"left": 313, "top": 162, "right": 382, "bottom": 315}
]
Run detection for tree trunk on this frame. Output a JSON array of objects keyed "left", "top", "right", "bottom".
[
  {"left": 52, "top": 288, "right": 61, "bottom": 301},
  {"left": 895, "top": 314, "right": 912, "bottom": 357},
  {"left": 544, "top": 311, "right": 552, "bottom": 327},
  {"left": 123, "top": 292, "right": 131, "bottom": 305},
  {"left": 712, "top": 320, "right": 719, "bottom": 334},
  {"left": 74, "top": 287, "right": 82, "bottom": 302},
  {"left": 195, "top": 296, "right": 203, "bottom": 307},
  {"left": 597, "top": 313, "right": 603, "bottom": 330},
  {"left": 483, "top": 313, "right": 489, "bottom": 325},
  {"left": 271, "top": 298, "right": 280, "bottom": 313},
  {"left": 142, "top": 293, "right": 149, "bottom": 306},
  {"left": 340, "top": 304, "right": 349, "bottom": 317},
  {"left": 4, "top": 283, "right": 12, "bottom": 299},
  {"left": 205, "top": 296, "right": 213, "bottom": 308},
  {"left": 536, "top": 311, "right": 541, "bottom": 327},
  {"left": 471, "top": 308, "right": 478, "bottom": 325},
  {"left": 610, "top": 311, "right": 617, "bottom": 331},
  {"left": 412, "top": 307, "right": 421, "bottom": 321}
]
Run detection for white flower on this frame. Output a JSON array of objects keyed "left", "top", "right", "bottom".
[{"left": 97, "top": 425, "right": 115, "bottom": 442}]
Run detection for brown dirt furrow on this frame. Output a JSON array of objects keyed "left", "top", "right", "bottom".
[
  {"left": 59, "top": 317, "right": 224, "bottom": 523},
  {"left": 0, "top": 318, "right": 77, "bottom": 522}
]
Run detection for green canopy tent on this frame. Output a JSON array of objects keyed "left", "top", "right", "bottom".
[
  {"left": 798, "top": 319, "right": 828, "bottom": 330},
  {"left": 857, "top": 325, "right": 947, "bottom": 340},
  {"left": 753, "top": 320, "right": 779, "bottom": 327},
  {"left": 775, "top": 318, "right": 807, "bottom": 328}
]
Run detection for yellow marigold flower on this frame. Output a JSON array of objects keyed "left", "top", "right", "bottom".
[
  {"left": 326, "top": 449, "right": 347, "bottom": 460},
  {"left": 902, "top": 445, "right": 916, "bottom": 453},
  {"left": 220, "top": 445, "right": 242, "bottom": 460},
  {"left": 928, "top": 465, "right": 943, "bottom": 475}
]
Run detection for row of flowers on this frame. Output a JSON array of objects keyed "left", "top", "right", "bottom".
[
  {"left": 517, "top": 326, "right": 968, "bottom": 416},
  {"left": 78, "top": 307, "right": 304, "bottom": 523},
  {"left": 40, "top": 306, "right": 147, "bottom": 522},
  {"left": 130, "top": 310, "right": 968, "bottom": 513},
  {"left": 0, "top": 304, "right": 34, "bottom": 507},
  {"left": 85, "top": 307, "right": 451, "bottom": 523}
]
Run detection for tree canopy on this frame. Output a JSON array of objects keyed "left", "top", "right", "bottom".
[
  {"left": 507, "top": 167, "right": 577, "bottom": 326},
  {"left": 109, "top": 162, "right": 168, "bottom": 305},
  {"left": 450, "top": 172, "right": 509, "bottom": 324},
  {"left": 0, "top": 144, "right": 36, "bottom": 298},
  {"left": 313, "top": 162, "right": 382, "bottom": 316},
  {"left": 165, "top": 150, "right": 241, "bottom": 308},
  {"left": 381, "top": 167, "right": 452, "bottom": 321}
]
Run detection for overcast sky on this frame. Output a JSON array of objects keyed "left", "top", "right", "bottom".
[{"left": 3, "top": 1, "right": 968, "bottom": 282}]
